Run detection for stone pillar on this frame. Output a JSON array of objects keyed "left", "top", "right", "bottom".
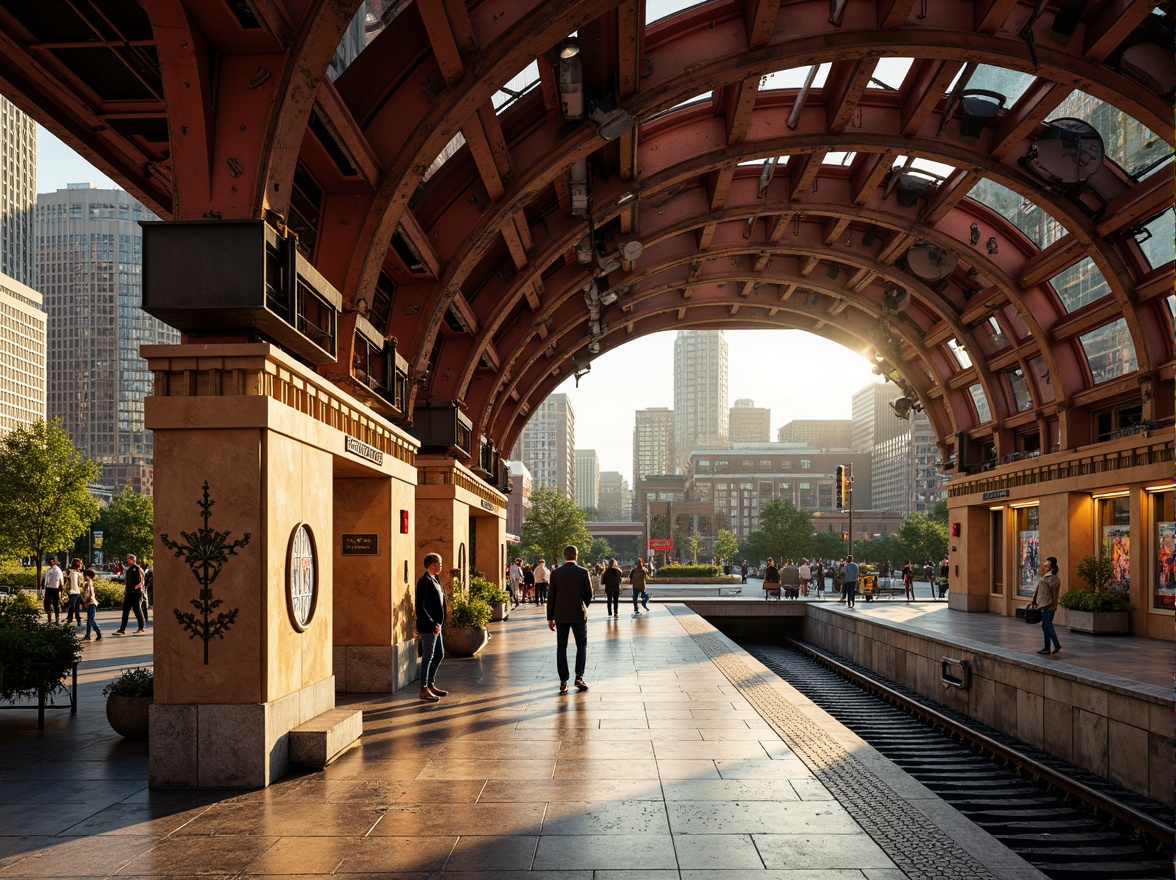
[
  {"left": 473, "top": 513, "right": 506, "bottom": 589},
  {"left": 144, "top": 343, "right": 419, "bottom": 787}
]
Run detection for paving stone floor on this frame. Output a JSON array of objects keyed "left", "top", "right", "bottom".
[{"left": 0, "top": 603, "right": 1054, "bottom": 879}]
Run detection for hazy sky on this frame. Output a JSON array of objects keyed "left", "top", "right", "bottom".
[{"left": 36, "top": 127, "right": 885, "bottom": 479}]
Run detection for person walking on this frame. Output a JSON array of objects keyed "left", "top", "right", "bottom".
[
  {"left": 814, "top": 561, "right": 825, "bottom": 599},
  {"left": 843, "top": 555, "right": 860, "bottom": 608},
  {"left": 42, "top": 558, "right": 64, "bottom": 623},
  {"left": 740, "top": 559, "right": 748, "bottom": 584},
  {"left": 1029, "top": 556, "right": 1062, "bottom": 655},
  {"left": 534, "top": 558, "right": 550, "bottom": 605},
  {"left": 81, "top": 568, "right": 102, "bottom": 641},
  {"left": 902, "top": 561, "right": 915, "bottom": 601},
  {"left": 547, "top": 545, "right": 592, "bottom": 694},
  {"left": 629, "top": 558, "right": 650, "bottom": 616},
  {"left": 507, "top": 557, "right": 523, "bottom": 607},
  {"left": 522, "top": 563, "right": 536, "bottom": 603},
  {"left": 938, "top": 558, "right": 950, "bottom": 599},
  {"left": 64, "top": 558, "right": 84, "bottom": 626},
  {"left": 114, "top": 555, "right": 146, "bottom": 635},
  {"left": 415, "top": 552, "right": 448, "bottom": 701},
  {"left": 601, "top": 558, "right": 623, "bottom": 619}
]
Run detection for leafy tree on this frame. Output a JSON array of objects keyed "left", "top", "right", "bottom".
[
  {"left": 744, "top": 499, "right": 813, "bottom": 563},
  {"left": 95, "top": 487, "right": 154, "bottom": 563},
  {"left": 581, "top": 506, "right": 601, "bottom": 522},
  {"left": 687, "top": 531, "right": 702, "bottom": 563},
  {"left": 811, "top": 530, "right": 847, "bottom": 560},
  {"left": 930, "top": 499, "right": 949, "bottom": 527},
  {"left": 587, "top": 536, "right": 614, "bottom": 563},
  {"left": 714, "top": 528, "right": 740, "bottom": 562},
  {"left": 898, "top": 513, "right": 949, "bottom": 566},
  {"left": 520, "top": 488, "right": 591, "bottom": 564},
  {"left": 0, "top": 420, "right": 100, "bottom": 591}
]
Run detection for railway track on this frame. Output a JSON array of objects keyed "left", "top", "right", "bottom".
[{"left": 744, "top": 640, "right": 1174, "bottom": 880}]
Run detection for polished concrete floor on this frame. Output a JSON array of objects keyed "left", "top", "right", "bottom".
[{"left": 0, "top": 603, "right": 1059, "bottom": 879}]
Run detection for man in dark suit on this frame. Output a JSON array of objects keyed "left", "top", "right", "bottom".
[
  {"left": 415, "top": 552, "right": 448, "bottom": 702},
  {"left": 547, "top": 544, "right": 593, "bottom": 695}
]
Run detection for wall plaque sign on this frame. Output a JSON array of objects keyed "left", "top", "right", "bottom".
[
  {"left": 982, "top": 489, "right": 1010, "bottom": 501},
  {"left": 286, "top": 523, "right": 318, "bottom": 632},
  {"left": 342, "top": 534, "right": 379, "bottom": 555},
  {"left": 345, "top": 435, "right": 384, "bottom": 466},
  {"left": 480, "top": 499, "right": 495, "bottom": 512}
]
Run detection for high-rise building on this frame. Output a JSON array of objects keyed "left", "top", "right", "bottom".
[
  {"left": 851, "top": 381, "right": 946, "bottom": 513},
  {"left": 511, "top": 392, "right": 574, "bottom": 498},
  {"left": 0, "top": 272, "right": 45, "bottom": 433},
  {"left": 574, "top": 449, "right": 599, "bottom": 511},
  {"left": 729, "top": 398, "right": 770, "bottom": 443},
  {"left": 777, "top": 419, "right": 854, "bottom": 450},
  {"left": 36, "top": 185, "right": 180, "bottom": 495},
  {"left": 598, "top": 471, "right": 630, "bottom": 521},
  {"left": 505, "top": 460, "right": 532, "bottom": 538},
  {"left": 0, "top": 95, "right": 35, "bottom": 287},
  {"left": 673, "top": 330, "right": 728, "bottom": 470},
  {"left": 633, "top": 406, "right": 674, "bottom": 490}
]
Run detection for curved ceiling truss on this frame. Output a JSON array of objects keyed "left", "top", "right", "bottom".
[{"left": 1, "top": 0, "right": 1170, "bottom": 468}]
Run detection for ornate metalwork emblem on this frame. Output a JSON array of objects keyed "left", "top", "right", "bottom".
[{"left": 286, "top": 523, "right": 318, "bottom": 631}]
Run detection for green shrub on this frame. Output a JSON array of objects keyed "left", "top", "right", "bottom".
[
  {"left": 449, "top": 591, "right": 492, "bottom": 628},
  {"left": 0, "top": 561, "right": 39, "bottom": 591},
  {"left": 652, "top": 564, "right": 722, "bottom": 578},
  {"left": 102, "top": 666, "right": 154, "bottom": 698},
  {"left": 1076, "top": 552, "right": 1116, "bottom": 592},
  {"left": 0, "top": 592, "right": 82, "bottom": 702},
  {"left": 469, "top": 575, "right": 509, "bottom": 605},
  {"left": 93, "top": 578, "right": 124, "bottom": 609},
  {"left": 1059, "top": 588, "right": 1130, "bottom": 612}
]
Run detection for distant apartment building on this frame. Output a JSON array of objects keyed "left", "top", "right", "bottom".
[
  {"left": 851, "top": 381, "right": 946, "bottom": 514},
  {"left": 673, "top": 330, "right": 728, "bottom": 470},
  {"left": 574, "top": 448, "right": 599, "bottom": 511},
  {"left": 505, "top": 460, "right": 533, "bottom": 538},
  {"left": 36, "top": 185, "right": 180, "bottom": 495},
  {"left": 511, "top": 392, "right": 575, "bottom": 498},
  {"left": 729, "top": 398, "right": 770, "bottom": 443},
  {"left": 0, "top": 272, "right": 45, "bottom": 433},
  {"left": 633, "top": 406, "right": 674, "bottom": 491},
  {"left": 777, "top": 419, "right": 854, "bottom": 450},
  {"left": 598, "top": 471, "right": 630, "bottom": 521},
  {"left": 0, "top": 95, "right": 35, "bottom": 288}
]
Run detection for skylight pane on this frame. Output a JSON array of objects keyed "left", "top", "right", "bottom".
[
  {"left": 647, "top": 0, "right": 704, "bottom": 24},
  {"left": 822, "top": 151, "right": 856, "bottom": 165},
  {"left": 1029, "top": 356, "right": 1055, "bottom": 404},
  {"left": 1137, "top": 208, "right": 1175, "bottom": 269},
  {"left": 493, "top": 61, "right": 540, "bottom": 113},
  {"left": 1006, "top": 367, "right": 1033, "bottom": 412},
  {"left": 1049, "top": 257, "right": 1111, "bottom": 313},
  {"left": 869, "top": 58, "right": 913, "bottom": 90},
  {"left": 1079, "top": 319, "right": 1138, "bottom": 384},
  {"left": 968, "top": 384, "right": 991, "bottom": 423},
  {"left": 894, "top": 155, "right": 955, "bottom": 179},
  {"left": 976, "top": 316, "right": 1011, "bottom": 354},
  {"left": 963, "top": 65, "right": 1036, "bottom": 105},
  {"left": 420, "top": 131, "right": 466, "bottom": 185},
  {"left": 760, "top": 64, "right": 830, "bottom": 91},
  {"left": 948, "top": 338, "right": 972, "bottom": 368},
  {"left": 967, "top": 178, "right": 1066, "bottom": 249},
  {"left": 1052, "top": 90, "right": 1173, "bottom": 180}
]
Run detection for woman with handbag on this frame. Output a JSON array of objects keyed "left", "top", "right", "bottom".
[{"left": 1028, "top": 556, "right": 1062, "bottom": 655}]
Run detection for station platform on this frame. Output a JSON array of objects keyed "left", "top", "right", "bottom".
[{"left": 0, "top": 604, "right": 1051, "bottom": 879}]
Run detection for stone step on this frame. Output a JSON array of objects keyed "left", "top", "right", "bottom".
[{"left": 288, "top": 708, "right": 363, "bottom": 769}]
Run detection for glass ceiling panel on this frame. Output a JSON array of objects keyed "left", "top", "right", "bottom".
[
  {"left": 647, "top": 0, "right": 704, "bottom": 24},
  {"left": 760, "top": 64, "right": 831, "bottom": 91},
  {"left": 1138, "top": 208, "right": 1175, "bottom": 269},
  {"left": 823, "top": 151, "right": 856, "bottom": 166},
  {"left": 1006, "top": 367, "right": 1033, "bottom": 412},
  {"left": 1029, "top": 356, "right": 1055, "bottom": 404},
  {"left": 948, "top": 338, "right": 972, "bottom": 369},
  {"left": 1079, "top": 319, "right": 1138, "bottom": 384},
  {"left": 956, "top": 64, "right": 1037, "bottom": 105},
  {"left": 1051, "top": 90, "right": 1173, "bottom": 180},
  {"left": 493, "top": 61, "right": 540, "bottom": 113},
  {"left": 1049, "top": 257, "right": 1111, "bottom": 313},
  {"left": 738, "top": 155, "right": 788, "bottom": 167},
  {"left": 328, "top": 1, "right": 395, "bottom": 81},
  {"left": 968, "top": 384, "right": 991, "bottom": 423},
  {"left": 869, "top": 58, "right": 913, "bottom": 90},
  {"left": 975, "top": 316, "right": 1011, "bottom": 355},
  {"left": 967, "top": 178, "right": 1066, "bottom": 249},
  {"left": 894, "top": 155, "right": 955, "bottom": 180}
]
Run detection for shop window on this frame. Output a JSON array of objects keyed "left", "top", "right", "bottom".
[
  {"left": 990, "top": 508, "right": 1004, "bottom": 595},
  {"left": 1094, "top": 400, "right": 1143, "bottom": 441},
  {"left": 1151, "top": 489, "right": 1175, "bottom": 611},
  {"left": 1014, "top": 505, "right": 1039, "bottom": 597},
  {"left": 1015, "top": 430, "right": 1041, "bottom": 457},
  {"left": 1097, "top": 495, "right": 1131, "bottom": 590}
]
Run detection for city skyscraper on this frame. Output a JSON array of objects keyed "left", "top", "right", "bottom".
[
  {"left": 0, "top": 95, "right": 35, "bottom": 287},
  {"left": 673, "top": 330, "right": 728, "bottom": 471},
  {"left": 598, "top": 471, "right": 630, "bottom": 521},
  {"left": 511, "top": 392, "right": 575, "bottom": 498},
  {"left": 574, "top": 448, "right": 599, "bottom": 511},
  {"left": 36, "top": 184, "right": 180, "bottom": 495},
  {"left": 777, "top": 419, "right": 854, "bottom": 449},
  {"left": 633, "top": 406, "right": 674, "bottom": 490},
  {"left": 728, "top": 398, "right": 770, "bottom": 443},
  {"left": 0, "top": 272, "right": 45, "bottom": 434},
  {"left": 851, "top": 381, "right": 946, "bottom": 513}
]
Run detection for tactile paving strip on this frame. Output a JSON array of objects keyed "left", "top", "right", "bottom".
[{"left": 671, "top": 608, "right": 1002, "bottom": 880}]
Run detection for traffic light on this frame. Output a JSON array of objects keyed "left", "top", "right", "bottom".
[{"left": 835, "top": 465, "right": 847, "bottom": 508}]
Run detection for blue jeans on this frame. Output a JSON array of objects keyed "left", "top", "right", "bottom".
[
  {"left": 844, "top": 581, "right": 857, "bottom": 605},
  {"left": 555, "top": 620, "right": 587, "bottom": 682},
  {"left": 65, "top": 594, "right": 82, "bottom": 624},
  {"left": 1041, "top": 610, "right": 1060, "bottom": 650},
  {"left": 632, "top": 589, "right": 648, "bottom": 611},
  {"left": 84, "top": 604, "right": 100, "bottom": 637},
  {"left": 420, "top": 631, "right": 444, "bottom": 687}
]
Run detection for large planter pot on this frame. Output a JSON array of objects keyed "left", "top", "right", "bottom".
[
  {"left": 490, "top": 602, "right": 509, "bottom": 622},
  {"left": 1061, "top": 609, "right": 1129, "bottom": 635},
  {"left": 106, "top": 695, "right": 152, "bottom": 739},
  {"left": 446, "top": 626, "right": 489, "bottom": 657}
]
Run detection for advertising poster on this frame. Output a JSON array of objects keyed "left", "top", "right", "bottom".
[
  {"left": 1018, "top": 530, "right": 1039, "bottom": 596},
  {"left": 1102, "top": 526, "right": 1130, "bottom": 590},
  {"left": 1156, "top": 522, "right": 1175, "bottom": 609}
]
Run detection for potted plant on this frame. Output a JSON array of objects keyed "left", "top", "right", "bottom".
[
  {"left": 102, "top": 666, "right": 154, "bottom": 739},
  {"left": 1059, "top": 547, "right": 1130, "bottom": 634},
  {"left": 0, "top": 592, "right": 82, "bottom": 714},
  {"left": 469, "top": 575, "right": 510, "bottom": 621},
  {"left": 445, "top": 591, "right": 491, "bottom": 657}
]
